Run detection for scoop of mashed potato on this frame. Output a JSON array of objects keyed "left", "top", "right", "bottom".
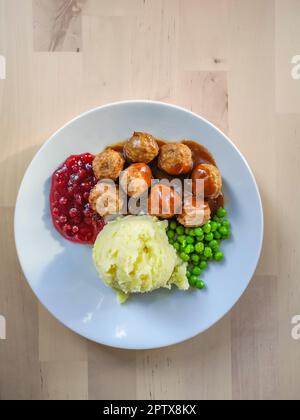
[{"left": 93, "top": 215, "right": 189, "bottom": 302}]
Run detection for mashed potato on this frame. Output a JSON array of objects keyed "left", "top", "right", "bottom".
[{"left": 93, "top": 215, "right": 189, "bottom": 302}]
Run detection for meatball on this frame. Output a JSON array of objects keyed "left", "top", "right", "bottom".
[
  {"left": 89, "top": 181, "right": 124, "bottom": 217},
  {"left": 158, "top": 143, "right": 193, "bottom": 175},
  {"left": 148, "top": 184, "right": 182, "bottom": 219},
  {"left": 177, "top": 196, "right": 211, "bottom": 227},
  {"left": 123, "top": 132, "right": 159, "bottom": 164},
  {"left": 92, "top": 148, "right": 125, "bottom": 181},
  {"left": 120, "top": 163, "right": 152, "bottom": 198},
  {"left": 192, "top": 163, "right": 222, "bottom": 199}
]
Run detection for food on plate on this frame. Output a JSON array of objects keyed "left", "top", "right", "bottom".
[
  {"left": 92, "top": 148, "right": 125, "bottom": 180},
  {"left": 119, "top": 163, "right": 152, "bottom": 198},
  {"left": 148, "top": 184, "right": 182, "bottom": 219},
  {"left": 192, "top": 163, "right": 222, "bottom": 199},
  {"left": 50, "top": 153, "right": 105, "bottom": 244},
  {"left": 158, "top": 143, "right": 193, "bottom": 175},
  {"left": 89, "top": 181, "right": 124, "bottom": 217},
  {"left": 177, "top": 196, "right": 211, "bottom": 227},
  {"left": 123, "top": 132, "right": 159, "bottom": 163},
  {"left": 50, "top": 130, "right": 230, "bottom": 300},
  {"left": 93, "top": 215, "right": 189, "bottom": 302}
]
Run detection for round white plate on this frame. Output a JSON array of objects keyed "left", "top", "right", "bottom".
[{"left": 15, "top": 101, "right": 263, "bottom": 349}]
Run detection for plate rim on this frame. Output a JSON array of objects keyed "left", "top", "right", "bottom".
[{"left": 14, "top": 99, "right": 264, "bottom": 350}]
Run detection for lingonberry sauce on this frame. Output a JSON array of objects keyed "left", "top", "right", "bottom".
[{"left": 50, "top": 153, "right": 105, "bottom": 245}]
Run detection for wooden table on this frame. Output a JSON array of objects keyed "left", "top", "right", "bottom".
[{"left": 1, "top": 0, "right": 300, "bottom": 400}]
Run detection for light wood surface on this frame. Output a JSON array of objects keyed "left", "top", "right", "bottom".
[{"left": 0, "top": 0, "right": 300, "bottom": 400}]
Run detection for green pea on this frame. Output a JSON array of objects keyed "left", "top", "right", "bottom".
[
  {"left": 205, "top": 233, "right": 214, "bottom": 242},
  {"left": 167, "top": 230, "right": 175, "bottom": 239},
  {"left": 196, "top": 280, "right": 206, "bottom": 290},
  {"left": 214, "top": 251, "right": 224, "bottom": 261},
  {"left": 213, "top": 215, "right": 221, "bottom": 222},
  {"left": 189, "top": 275, "right": 198, "bottom": 287},
  {"left": 203, "top": 223, "right": 211, "bottom": 233},
  {"left": 184, "top": 245, "right": 194, "bottom": 254},
  {"left": 173, "top": 242, "right": 180, "bottom": 251},
  {"left": 177, "top": 235, "right": 186, "bottom": 244},
  {"left": 191, "top": 254, "right": 200, "bottom": 263},
  {"left": 204, "top": 247, "right": 213, "bottom": 258},
  {"left": 180, "top": 252, "right": 190, "bottom": 262},
  {"left": 192, "top": 266, "right": 202, "bottom": 276},
  {"left": 185, "top": 228, "right": 191, "bottom": 235},
  {"left": 200, "top": 261, "right": 207, "bottom": 270},
  {"left": 188, "top": 228, "right": 196, "bottom": 236},
  {"left": 210, "top": 221, "right": 218, "bottom": 232},
  {"left": 180, "top": 242, "right": 187, "bottom": 250},
  {"left": 169, "top": 220, "right": 177, "bottom": 230},
  {"left": 214, "top": 231, "right": 221, "bottom": 240},
  {"left": 186, "top": 271, "right": 191, "bottom": 279},
  {"left": 194, "top": 227, "right": 203, "bottom": 237},
  {"left": 217, "top": 207, "right": 227, "bottom": 218},
  {"left": 209, "top": 240, "right": 219, "bottom": 250},
  {"left": 186, "top": 236, "right": 194, "bottom": 244},
  {"left": 195, "top": 234, "right": 204, "bottom": 242},
  {"left": 176, "top": 225, "right": 185, "bottom": 235},
  {"left": 195, "top": 242, "right": 204, "bottom": 254},
  {"left": 222, "top": 219, "right": 230, "bottom": 228},
  {"left": 219, "top": 226, "right": 229, "bottom": 237},
  {"left": 169, "top": 239, "right": 175, "bottom": 245}
]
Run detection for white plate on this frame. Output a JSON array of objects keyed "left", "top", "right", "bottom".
[{"left": 15, "top": 101, "right": 263, "bottom": 349}]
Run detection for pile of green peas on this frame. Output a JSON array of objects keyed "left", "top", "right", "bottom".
[{"left": 167, "top": 207, "right": 231, "bottom": 290}]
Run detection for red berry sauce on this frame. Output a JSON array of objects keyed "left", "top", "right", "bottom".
[{"left": 50, "top": 153, "right": 106, "bottom": 245}]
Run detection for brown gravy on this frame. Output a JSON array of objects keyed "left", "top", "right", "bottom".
[
  {"left": 109, "top": 139, "right": 224, "bottom": 215},
  {"left": 182, "top": 140, "right": 216, "bottom": 167}
]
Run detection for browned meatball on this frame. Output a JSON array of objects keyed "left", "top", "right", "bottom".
[
  {"left": 148, "top": 184, "right": 182, "bottom": 219},
  {"left": 123, "top": 132, "right": 159, "bottom": 164},
  {"left": 92, "top": 148, "right": 125, "bottom": 181},
  {"left": 120, "top": 163, "right": 153, "bottom": 198},
  {"left": 158, "top": 143, "right": 193, "bottom": 175},
  {"left": 192, "top": 163, "right": 222, "bottom": 199},
  {"left": 89, "top": 181, "right": 124, "bottom": 217},
  {"left": 177, "top": 196, "right": 211, "bottom": 227}
]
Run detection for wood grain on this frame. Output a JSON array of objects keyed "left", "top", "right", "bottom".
[
  {"left": 33, "top": 0, "right": 84, "bottom": 52},
  {"left": 38, "top": 304, "right": 88, "bottom": 362},
  {"left": 40, "top": 361, "right": 88, "bottom": 400},
  {"left": 0, "top": 0, "right": 300, "bottom": 400},
  {"left": 231, "top": 275, "right": 279, "bottom": 400},
  {"left": 88, "top": 343, "right": 136, "bottom": 400},
  {"left": 274, "top": 115, "right": 300, "bottom": 400},
  {"left": 136, "top": 316, "right": 232, "bottom": 400},
  {"left": 275, "top": 0, "right": 300, "bottom": 113},
  {"left": 176, "top": 71, "right": 228, "bottom": 134},
  {"left": 0, "top": 208, "right": 41, "bottom": 400}
]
